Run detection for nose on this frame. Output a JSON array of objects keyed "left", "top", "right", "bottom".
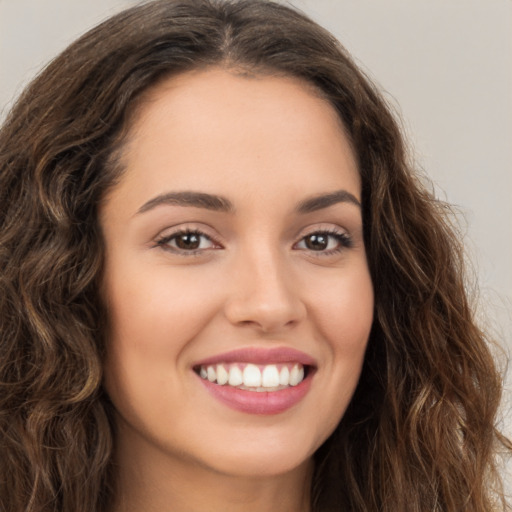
[{"left": 223, "top": 248, "right": 306, "bottom": 334}]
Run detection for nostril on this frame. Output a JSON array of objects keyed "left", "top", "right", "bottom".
[{"left": 223, "top": 274, "right": 306, "bottom": 332}]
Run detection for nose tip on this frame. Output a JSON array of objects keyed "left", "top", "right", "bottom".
[
  {"left": 225, "top": 297, "right": 303, "bottom": 333},
  {"left": 223, "top": 259, "right": 306, "bottom": 333}
]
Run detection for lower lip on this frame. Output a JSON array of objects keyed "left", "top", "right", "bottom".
[{"left": 197, "top": 373, "right": 313, "bottom": 415}]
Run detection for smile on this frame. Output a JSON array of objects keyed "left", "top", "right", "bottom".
[
  {"left": 195, "top": 362, "right": 306, "bottom": 391},
  {"left": 193, "top": 348, "right": 315, "bottom": 415}
]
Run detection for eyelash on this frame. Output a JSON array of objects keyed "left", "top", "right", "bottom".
[
  {"left": 155, "top": 229, "right": 221, "bottom": 256},
  {"left": 155, "top": 228, "right": 353, "bottom": 256},
  {"left": 294, "top": 229, "right": 353, "bottom": 255}
]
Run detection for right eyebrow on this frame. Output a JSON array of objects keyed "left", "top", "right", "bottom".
[{"left": 136, "top": 191, "right": 234, "bottom": 215}]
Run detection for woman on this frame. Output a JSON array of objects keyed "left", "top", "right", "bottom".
[{"left": 0, "top": 1, "right": 509, "bottom": 511}]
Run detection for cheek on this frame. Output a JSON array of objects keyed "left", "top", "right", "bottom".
[
  {"left": 311, "top": 264, "right": 374, "bottom": 352},
  {"left": 104, "top": 265, "right": 224, "bottom": 355},
  {"left": 101, "top": 267, "right": 223, "bottom": 410},
  {"left": 309, "top": 263, "right": 373, "bottom": 418},
  {"left": 284, "top": 264, "right": 373, "bottom": 446}
]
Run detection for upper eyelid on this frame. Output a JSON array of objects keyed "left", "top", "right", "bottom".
[
  {"left": 294, "top": 223, "right": 350, "bottom": 239},
  {"left": 156, "top": 223, "right": 221, "bottom": 241},
  {"left": 157, "top": 229, "right": 220, "bottom": 245},
  {"left": 294, "top": 230, "right": 352, "bottom": 246}
]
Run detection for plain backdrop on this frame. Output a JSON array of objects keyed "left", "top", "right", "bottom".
[{"left": 1, "top": 0, "right": 511, "bottom": 473}]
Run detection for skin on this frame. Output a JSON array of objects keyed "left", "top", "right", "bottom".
[{"left": 100, "top": 68, "right": 374, "bottom": 512}]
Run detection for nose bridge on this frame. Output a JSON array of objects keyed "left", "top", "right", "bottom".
[{"left": 224, "top": 239, "right": 305, "bottom": 332}]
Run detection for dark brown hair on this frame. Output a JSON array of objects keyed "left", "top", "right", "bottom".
[{"left": 0, "top": 1, "right": 509, "bottom": 511}]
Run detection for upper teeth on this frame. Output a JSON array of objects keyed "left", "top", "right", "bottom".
[{"left": 198, "top": 363, "right": 305, "bottom": 390}]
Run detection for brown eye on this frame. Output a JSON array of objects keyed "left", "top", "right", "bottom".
[
  {"left": 295, "top": 230, "right": 352, "bottom": 254},
  {"left": 174, "top": 232, "right": 201, "bottom": 250},
  {"left": 157, "top": 230, "right": 218, "bottom": 254},
  {"left": 304, "top": 233, "right": 329, "bottom": 251}
]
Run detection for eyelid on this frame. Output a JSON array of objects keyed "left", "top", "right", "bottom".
[
  {"left": 154, "top": 225, "right": 224, "bottom": 255},
  {"left": 293, "top": 225, "right": 353, "bottom": 254},
  {"left": 152, "top": 223, "right": 354, "bottom": 257},
  {"left": 294, "top": 223, "right": 351, "bottom": 241}
]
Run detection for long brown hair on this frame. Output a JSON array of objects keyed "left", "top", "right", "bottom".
[{"left": 0, "top": 1, "right": 509, "bottom": 510}]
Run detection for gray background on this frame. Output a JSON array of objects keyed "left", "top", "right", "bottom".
[{"left": 1, "top": 0, "right": 511, "bottom": 478}]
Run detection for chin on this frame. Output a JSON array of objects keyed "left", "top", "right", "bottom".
[
  {"left": 184, "top": 425, "right": 320, "bottom": 479},
  {"left": 207, "top": 449, "right": 313, "bottom": 479}
]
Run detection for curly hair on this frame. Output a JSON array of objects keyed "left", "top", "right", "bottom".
[{"left": 0, "top": 1, "right": 509, "bottom": 511}]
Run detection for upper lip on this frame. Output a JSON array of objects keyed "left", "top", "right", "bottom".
[{"left": 193, "top": 347, "right": 317, "bottom": 367}]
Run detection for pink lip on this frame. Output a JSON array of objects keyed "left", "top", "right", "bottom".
[
  {"left": 193, "top": 347, "right": 316, "bottom": 415},
  {"left": 197, "top": 372, "right": 313, "bottom": 415},
  {"left": 193, "top": 347, "right": 317, "bottom": 367}
]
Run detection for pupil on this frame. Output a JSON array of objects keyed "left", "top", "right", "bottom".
[
  {"left": 306, "top": 234, "right": 328, "bottom": 250},
  {"left": 176, "top": 233, "right": 200, "bottom": 250}
]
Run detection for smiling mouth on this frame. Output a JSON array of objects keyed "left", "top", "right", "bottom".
[{"left": 194, "top": 362, "right": 308, "bottom": 391}]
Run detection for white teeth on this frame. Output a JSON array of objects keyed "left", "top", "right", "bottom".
[
  {"left": 207, "top": 365, "right": 216, "bottom": 382},
  {"left": 228, "top": 366, "right": 243, "bottom": 386},
  {"left": 216, "top": 364, "right": 229, "bottom": 385},
  {"left": 198, "top": 362, "right": 306, "bottom": 389},
  {"left": 279, "top": 366, "right": 290, "bottom": 386},
  {"left": 289, "top": 364, "right": 304, "bottom": 386},
  {"left": 262, "top": 365, "right": 280, "bottom": 387},
  {"left": 243, "top": 364, "right": 262, "bottom": 387}
]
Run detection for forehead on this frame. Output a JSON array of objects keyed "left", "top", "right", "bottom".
[
  {"left": 125, "top": 67, "right": 351, "bottom": 156},
  {"left": 106, "top": 67, "right": 360, "bottom": 215}
]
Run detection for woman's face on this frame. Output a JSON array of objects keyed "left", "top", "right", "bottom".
[{"left": 100, "top": 68, "right": 374, "bottom": 479}]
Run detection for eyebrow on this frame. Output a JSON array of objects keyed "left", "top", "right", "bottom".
[
  {"left": 296, "top": 190, "right": 361, "bottom": 213},
  {"left": 136, "top": 191, "right": 234, "bottom": 214},
  {"left": 136, "top": 188, "right": 361, "bottom": 216}
]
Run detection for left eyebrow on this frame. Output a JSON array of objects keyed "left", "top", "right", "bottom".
[{"left": 296, "top": 190, "right": 361, "bottom": 214}]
